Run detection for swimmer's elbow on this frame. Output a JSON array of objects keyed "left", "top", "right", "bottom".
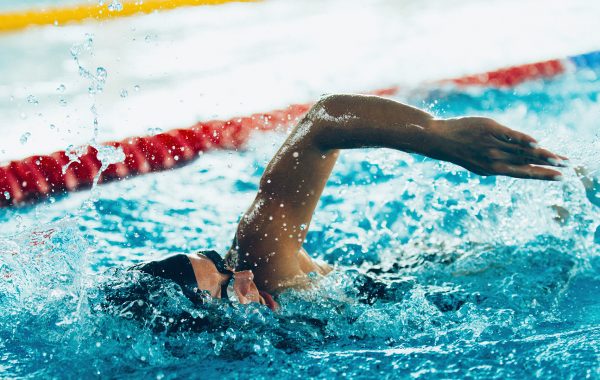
[
  {"left": 308, "top": 94, "right": 353, "bottom": 125},
  {"left": 304, "top": 94, "right": 357, "bottom": 151}
]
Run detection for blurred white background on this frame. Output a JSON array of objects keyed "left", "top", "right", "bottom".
[{"left": 1, "top": 0, "right": 599, "bottom": 162}]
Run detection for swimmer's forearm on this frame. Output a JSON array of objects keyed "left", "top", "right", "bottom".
[{"left": 306, "top": 94, "right": 564, "bottom": 179}]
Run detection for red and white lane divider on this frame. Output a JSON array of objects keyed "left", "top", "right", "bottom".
[
  {"left": 0, "top": 52, "right": 595, "bottom": 207},
  {"left": 0, "top": 103, "right": 311, "bottom": 206}
]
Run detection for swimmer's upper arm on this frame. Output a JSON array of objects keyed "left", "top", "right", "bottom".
[{"left": 228, "top": 104, "right": 339, "bottom": 291}]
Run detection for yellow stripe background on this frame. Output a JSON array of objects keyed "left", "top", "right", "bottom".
[{"left": 0, "top": 0, "right": 259, "bottom": 33}]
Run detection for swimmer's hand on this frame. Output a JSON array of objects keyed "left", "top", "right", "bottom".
[{"left": 428, "top": 117, "right": 567, "bottom": 180}]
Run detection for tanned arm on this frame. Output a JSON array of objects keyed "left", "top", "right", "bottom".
[{"left": 226, "top": 94, "right": 566, "bottom": 292}]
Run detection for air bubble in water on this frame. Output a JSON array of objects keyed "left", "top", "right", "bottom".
[
  {"left": 300, "top": 224, "right": 307, "bottom": 230},
  {"left": 4, "top": 192, "right": 10, "bottom": 200},
  {"left": 20, "top": 132, "right": 31, "bottom": 144},
  {"left": 120, "top": 89, "right": 128, "bottom": 98},
  {"left": 26, "top": 95, "right": 39, "bottom": 105},
  {"left": 56, "top": 84, "right": 66, "bottom": 93},
  {"left": 134, "top": 85, "right": 140, "bottom": 92},
  {"left": 59, "top": 97, "right": 67, "bottom": 106}
]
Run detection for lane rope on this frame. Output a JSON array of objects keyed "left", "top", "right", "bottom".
[
  {"left": 0, "top": 50, "right": 598, "bottom": 207},
  {"left": 0, "top": 0, "right": 259, "bottom": 33}
]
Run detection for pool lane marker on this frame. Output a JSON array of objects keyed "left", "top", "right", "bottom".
[
  {"left": 0, "top": 0, "right": 259, "bottom": 34},
  {"left": 0, "top": 50, "right": 598, "bottom": 207},
  {"left": 569, "top": 50, "right": 600, "bottom": 70},
  {"left": 446, "top": 59, "right": 565, "bottom": 87}
]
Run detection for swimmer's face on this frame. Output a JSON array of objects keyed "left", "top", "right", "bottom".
[{"left": 188, "top": 253, "right": 278, "bottom": 310}]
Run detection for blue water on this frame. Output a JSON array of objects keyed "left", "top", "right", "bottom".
[{"left": 1, "top": 70, "right": 599, "bottom": 379}]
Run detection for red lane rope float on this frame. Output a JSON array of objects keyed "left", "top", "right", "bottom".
[
  {"left": 0, "top": 103, "right": 311, "bottom": 207},
  {"left": 0, "top": 56, "right": 571, "bottom": 207},
  {"left": 447, "top": 59, "right": 565, "bottom": 87}
]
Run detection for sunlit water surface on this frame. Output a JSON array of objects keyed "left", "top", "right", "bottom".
[{"left": 1, "top": 71, "right": 600, "bottom": 379}]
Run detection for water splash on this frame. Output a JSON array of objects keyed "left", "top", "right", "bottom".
[
  {"left": 64, "top": 34, "right": 125, "bottom": 193},
  {"left": 0, "top": 71, "right": 599, "bottom": 378},
  {"left": 71, "top": 35, "right": 108, "bottom": 96},
  {"left": 92, "top": 144, "right": 126, "bottom": 188}
]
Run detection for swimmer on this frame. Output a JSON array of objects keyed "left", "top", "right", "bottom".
[{"left": 123, "top": 94, "right": 567, "bottom": 312}]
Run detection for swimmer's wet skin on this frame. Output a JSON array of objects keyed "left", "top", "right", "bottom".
[{"left": 127, "top": 94, "right": 567, "bottom": 313}]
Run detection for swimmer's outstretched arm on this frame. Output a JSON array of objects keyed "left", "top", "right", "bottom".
[{"left": 227, "top": 94, "right": 566, "bottom": 292}]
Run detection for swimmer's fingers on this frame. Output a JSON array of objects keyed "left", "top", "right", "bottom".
[
  {"left": 490, "top": 146, "right": 567, "bottom": 167},
  {"left": 491, "top": 126, "right": 538, "bottom": 147},
  {"left": 490, "top": 123, "right": 570, "bottom": 166},
  {"left": 491, "top": 163, "right": 563, "bottom": 181}
]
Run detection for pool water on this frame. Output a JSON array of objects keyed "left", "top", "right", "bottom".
[{"left": 1, "top": 65, "right": 599, "bottom": 378}]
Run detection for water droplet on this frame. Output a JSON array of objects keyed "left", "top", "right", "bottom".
[
  {"left": 107, "top": 0, "right": 123, "bottom": 11},
  {"left": 20, "top": 132, "right": 31, "bottom": 145},
  {"left": 292, "top": 151, "right": 299, "bottom": 158},
  {"left": 120, "top": 89, "right": 128, "bottom": 98},
  {"left": 134, "top": 85, "right": 140, "bottom": 92},
  {"left": 49, "top": 124, "right": 56, "bottom": 130},
  {"left": 4, "top": 191, "right": 10, "bottom": 200},
  {"left": 56, "top": 84, "right": 66, "bottom": 93},
  {"left": 86, "top": 67, "right": 108, "bottom": 94},
  {"left": 96, "top": 67, "right": 107, "bottom": 80},
  {"left": 26, "top": 95, "right": 39, "bottom": 104},
  {"left": 300, "top": 224, "right": 307, "bottom": 230},
  {"left": 59, "top": 97, "right": 67, "bottom": 106},
  {"left": 147, "top": 127, "right": 162, "bottom": 135}
]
